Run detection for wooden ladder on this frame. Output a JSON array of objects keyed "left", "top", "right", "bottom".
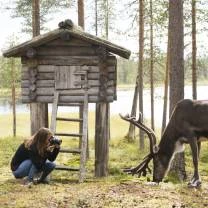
[{"left": 50, "top": 88, "right": 88, "bottom": 183}]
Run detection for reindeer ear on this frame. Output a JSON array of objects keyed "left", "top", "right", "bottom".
[{"left": 153, "top": 145, "right": 159, "bottom": 154}]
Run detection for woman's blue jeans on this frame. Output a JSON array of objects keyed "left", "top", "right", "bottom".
[{"left": 12, "top": 159, "right": 56, "bottom": 182}]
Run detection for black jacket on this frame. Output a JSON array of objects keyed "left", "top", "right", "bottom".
[{"left": 11, "top": 143, "right": 60, "bottom": 171}]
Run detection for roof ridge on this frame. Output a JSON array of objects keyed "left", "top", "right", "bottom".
[{"left": 3, "top": 20, "right": 131, "bottom": 59}]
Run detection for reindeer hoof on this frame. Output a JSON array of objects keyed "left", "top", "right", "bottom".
[
  {"left": 187, "top": 180, "right": 201, "bottom": 188},
  {"left": 145, "top": 181, "right": 159, "bottom": 186}
]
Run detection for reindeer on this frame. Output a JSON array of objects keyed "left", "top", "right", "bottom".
[{"left": 120, "top": 99, "right": 208, "bottom": 188}]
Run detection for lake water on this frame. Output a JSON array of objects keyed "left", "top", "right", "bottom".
[{"left": 1, "top": 85, "right": 208, "bottom": 127}]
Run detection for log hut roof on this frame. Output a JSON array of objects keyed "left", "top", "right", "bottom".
[{"left": 3, "top": 19, "right": 131, "bottom": 59}]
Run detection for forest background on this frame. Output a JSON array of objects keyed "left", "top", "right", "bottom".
[{"left": 1, "top": 0, "right": 208, "bottom": 90}]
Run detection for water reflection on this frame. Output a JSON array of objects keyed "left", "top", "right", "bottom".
[{"left": 0, "top": 98, "right": 29, "bottom": 114}]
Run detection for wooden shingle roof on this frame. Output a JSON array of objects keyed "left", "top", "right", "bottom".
[{"left": 3, "top": 19, "right": 131, "bottom": 59}]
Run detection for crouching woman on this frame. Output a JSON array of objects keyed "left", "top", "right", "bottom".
[{"left": 11, "top": 127, "right": 60, "bottom": 185}]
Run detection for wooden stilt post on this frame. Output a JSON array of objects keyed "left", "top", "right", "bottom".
[
  {"left": 11, "top": 58, "right": 16, "bottom": 137},
  {"left": 95, "top": 103, "right": 109, "bottom": 177},
  {"left": 95, "top": 46, "right": 109, "bottom": 177},
  {"left": 30, "top": 103, "right": 48, "bottom": 134}
]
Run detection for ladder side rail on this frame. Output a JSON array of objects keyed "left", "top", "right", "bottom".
[
  {"left": 50, "top": 91, "right": 59, "bottom": 134},
  {"left": 79, "top": 72, "right": 89, "bottom": 182}
]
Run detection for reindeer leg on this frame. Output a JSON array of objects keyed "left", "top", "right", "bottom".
[
  {"left": 188, "top": 137, "right": 201, "bottom": 188},
  {"left": 197, "top": 140, "right": 201, "bottom": 158}
]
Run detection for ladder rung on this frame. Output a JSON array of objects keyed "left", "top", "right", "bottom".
[
  {"left": 60, "top": 148, "right": 81, "bottom": 154},
  {"left": 55, "top": 165, "right": 80, "bottom": 171},
  {"left": 56, "top": 117, "right": 83, "bottom": 122},
  {"left": 55, "top": 133, "right": 83, "bottom": 137},
  {"left": 58, "top": 103, "right": 83, "bottom": 107}
]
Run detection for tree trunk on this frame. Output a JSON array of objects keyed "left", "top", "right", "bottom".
[
  {"left": 126, "top": 0, "right": 145, "bottom": 145},
  {"left": 95, "top": 0, "right": 98, "bottom": 36},
  {"left": 32, "top": 0, "right": 40, "bottom": 37},
  {"left": 78, "top": 0, "right": 85, "bottom": 30},
  {"left": 161, "top": 49, "right": 169, "bottom": 135},
  {"left": 11, "top": 58, "right": 16, "bottom": 137},
  {"left": 161, "top": 27, "right": 170, "bottom": 135},
  {"left": 31, "top": 0, "right": 48, "bottom": 135},
  {"left": 138, "top": 0, "right": 144, "bottom": 149},
  {"left": 169, "top": 0, "right": 186, "bottom": 181},
  {"left": 192, "top": 0, "right": 197, "bottom": 99},
  {"left": 105, "top": 0, "right": 109, "bottom": 39},
  {"left": 150, "top": 0, "right": 154, "bottom": 131},
  {"left": 104, "top": 0, "right": 110, "bottom": 140},
  {"left": 125, "top": 82, "right": 139, "bottom": 141}
]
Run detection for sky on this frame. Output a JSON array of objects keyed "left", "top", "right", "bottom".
[
  {"left": 0, "top": 11, "right": 22, "bottom": 52},
  {"left": 0, "top": 7, "right": 80, "bottom": 54},
  {"left": 0, "top": 4, "right": 138, "bottom": 57}
]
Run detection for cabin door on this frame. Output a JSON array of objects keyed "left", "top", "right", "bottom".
[{"left": 55, "top": 66, "right": 81, "bottom": 90}]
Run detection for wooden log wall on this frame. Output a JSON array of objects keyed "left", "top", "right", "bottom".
[
  {"left": 21, "top": 63, "right": 116, "bottom": 103},
  {"left": 20, "top": 37, "right": 117, "bottom": 103}
]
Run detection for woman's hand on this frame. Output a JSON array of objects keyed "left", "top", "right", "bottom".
[
  {"left": 47, "top": 144, "right": 60, "bottom": 152},
  {"left": 47, "top": 145, "right": 56, "bottom": 152},
  {"left": 54, "top": 144, "right": 60, "bottom": 149}
]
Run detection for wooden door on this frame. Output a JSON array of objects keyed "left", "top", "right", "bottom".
[{"left": 55, "top": 66, "right": 81, "bottom": 90}]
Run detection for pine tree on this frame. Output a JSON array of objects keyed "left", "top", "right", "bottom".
[{"left": 169, "top": 0, "right": 186, "bottom": 181}]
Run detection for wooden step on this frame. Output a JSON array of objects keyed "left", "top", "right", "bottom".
[
  {"left": 55, "top": 165, "right": 79, "bottom": 171},
  {"left": 55, "top": 133, "right": 82, "bottom": 137},
  {"left": 58, "top": 103, "right": 83, "bottom": 107},
  {"left": 56, "top": 117, "right": 83, "bottom": 122},
  {"left": 60, "top": 148, "right": 81, "bottom": 154}
]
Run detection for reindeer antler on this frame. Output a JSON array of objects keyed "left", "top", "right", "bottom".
[
  {"left": 119, "top": 113, "right": 157, "bottom": 154},
  {"left": 120, "top": 113, "right": 158, "bottom": 177},
  {"left": 123, "top": 153, "right": 153, "bottom": 177}
]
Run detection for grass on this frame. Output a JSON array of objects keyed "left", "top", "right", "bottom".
[{"left": 1, "top": 113, "right": 208, "bottom": 207}]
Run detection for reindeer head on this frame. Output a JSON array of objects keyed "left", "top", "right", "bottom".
[
  {"left": 152, "top": 153, "right": 170, "bottom": 182},
  {"left": 120, "top": 113, "right": 169, "bottom": 183}
]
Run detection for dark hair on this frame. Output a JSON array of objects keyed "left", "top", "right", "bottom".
[{"left": 25, "top": 127, "right": 53, "bottom": 157}]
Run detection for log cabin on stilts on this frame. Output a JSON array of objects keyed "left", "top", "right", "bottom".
[{"left": 3, "top": 19, "right": 131, "bottom": 182}]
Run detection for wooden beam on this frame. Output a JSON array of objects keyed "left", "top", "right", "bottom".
[
  {"left": 22, "top": 95, "right": 114, "bottom": 103},
  {"left": 21, "top": 87, "right": 115, "bottom": 96},
  {"left": 36, "top": 56, "right": 116, "bottom": 66},
  {"left": 21, "top": 79, "right": 114, "bottom": 88},
  {"left": 37, "top": 46, "right": 97, "bottom": 56}
]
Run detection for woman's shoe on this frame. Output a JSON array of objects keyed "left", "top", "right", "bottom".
[{"left": 21, "top": 179, "right": 33, "bottom": 188}]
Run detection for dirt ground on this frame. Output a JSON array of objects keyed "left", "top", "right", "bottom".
[{"left": 1, "top": 165, "right": 208, "bottom": 208}]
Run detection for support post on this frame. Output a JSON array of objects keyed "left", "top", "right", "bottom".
[
  {"left": 30, "top": 103, "right": 48, "bottom": 135},
  {"left": 94, "top": 46, "right": 110, "bottom": 177},
  {"left": 11, "top": 58, "right": 16, "bottom": 137},
  {"left": 95, "top": 103, "right": 109, "bottom": 177}
]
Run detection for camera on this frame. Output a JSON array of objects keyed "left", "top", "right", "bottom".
[{"left": 49, "top": 136, "right": 62, "bottom": 145}]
